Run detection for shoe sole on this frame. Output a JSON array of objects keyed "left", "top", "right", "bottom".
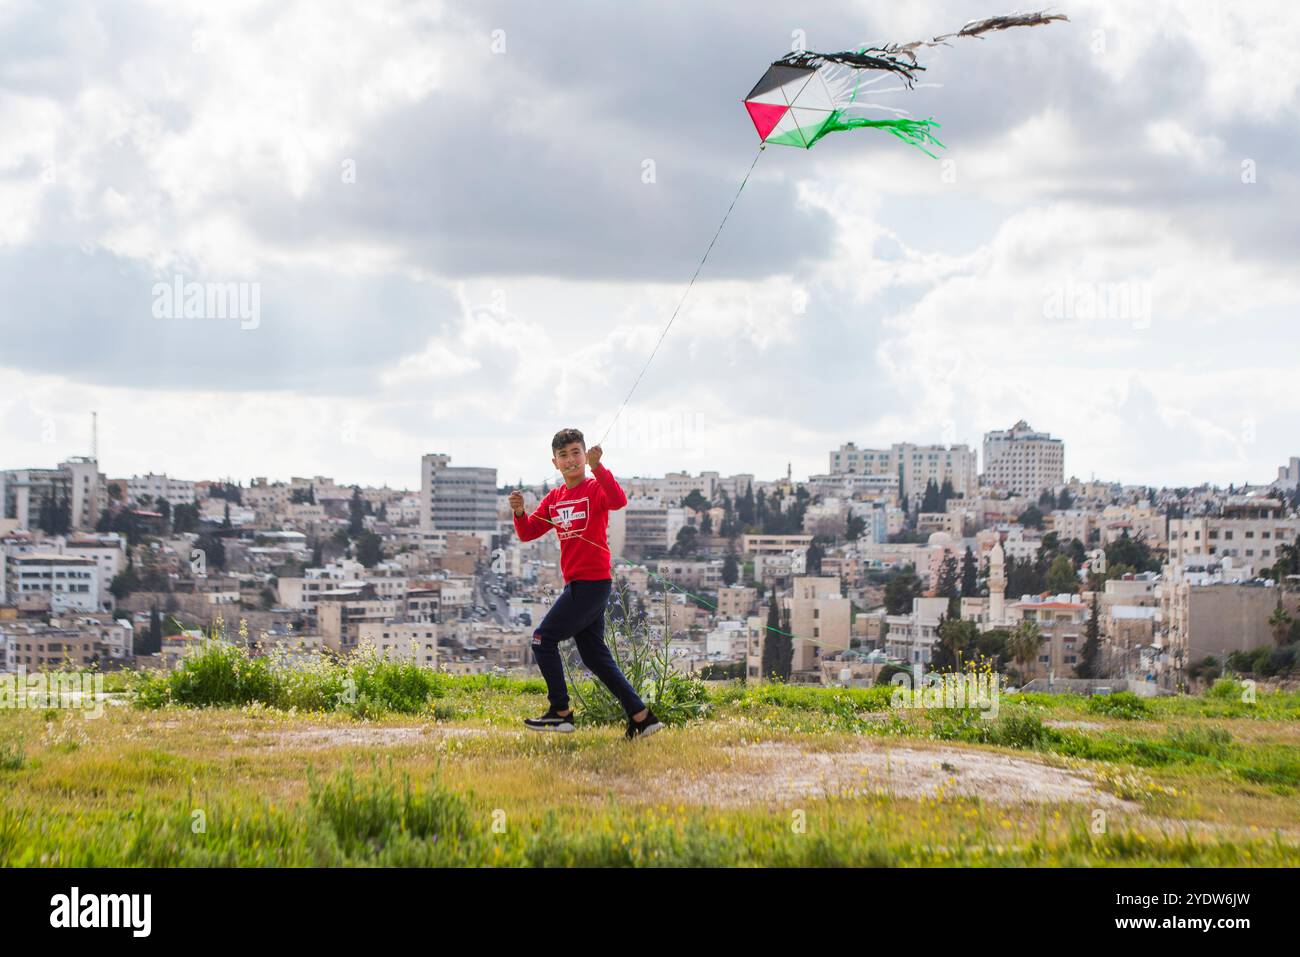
[{"left": 525, "top": 722, "right": 574, "bottom": 733}]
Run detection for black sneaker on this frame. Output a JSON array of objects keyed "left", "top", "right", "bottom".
[
  {"left": 625, "top": 709, "right": 663, "bottom": 740},
  {"left": 524, "top": 707, "right": 575, "bottom": 733}
]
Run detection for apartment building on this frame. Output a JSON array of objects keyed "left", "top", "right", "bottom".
[
  {"left": 830, "top": 442, "right": 978, "bottom": 500},
  {"left": 1, "top": 457, "right": 106, "bottom": 532},
  {"left": 5, "top": 553, "right": 101, "bottom": 613},
  {"left": 1006, "top": 595, "right": 1090, "bottom": 679},
  {"left": 420, "top": 453, "right": 498, "bottom": 533},
  {"left": 357, "top": 621, "right": 438, "bottom": 667},
  {"left": 125, "top": 473, "right": 197, "bottom": 506},
  {"left": 316, "top": 592, "right": 401, "bottom": 654},
  {"left": 884, "top": 596, "right": 950, "bottom": 665},
  {"left": 716, "top": 584, "right": 756, "bottom": 620},
  {"left": 1167, "top": 497, "right": 1299, "bottom": 573},
  {"left": 622, "top": 500, "right": 687, "bottom": 559},
  {"left": 982, "top": 421, "right": 1064, "bottom": 495}
]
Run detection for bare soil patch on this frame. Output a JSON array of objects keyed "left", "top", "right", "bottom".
[{"left": 615, "top": 739, "right": 1135, "bottom": 809}]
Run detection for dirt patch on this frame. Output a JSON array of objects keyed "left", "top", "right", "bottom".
[
  {"left": 620, "top": 740, "right": 1135, "bottom": 809},
  {"left": 1045, "top": 720, "right": 1106, "bottom": 731}
]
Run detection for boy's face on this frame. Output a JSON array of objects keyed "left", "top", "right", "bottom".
[{"left": 552, "top": 441, "right": 586, "bottom": 479}]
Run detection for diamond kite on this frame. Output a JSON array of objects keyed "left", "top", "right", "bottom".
[{"left": 743, "top": 11, "right": 1068, "bottom": 156}]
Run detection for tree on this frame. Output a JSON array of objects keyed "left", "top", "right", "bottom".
[
  {"left": 1270, "top": 537, "right": 1300, "bottom": 581},
  {"left": 933, "top": 616, "right": 979, "bottom": 672},
  {"left": 1105, "top": 530, "right": 1158, "bottom": 573},
  {"left": 1076, "top": 593, "right": 1102, "bottom": 678},
  {"left": 1008, "top": 620, "right": 1045, "bottom": 683},
  {"left": 196, "top": 532, "right": 226, "bottom": 572},
  {"left": 670, "top": 525, "right": 698, "bottom": 558},
  {"left": 760, "top": 594, "right": 791, "bottom": 682},
  {"left": 1017, "top": 505, "right": 1045, "bottom": 530},
  {"left": 1045, "top": 554, "right": 1079, "bottom": 595},
  {"left": 779, "top": 605, "right": 794, "bottom": 678},
  {"left": 348, "top": 487, "right": 366, "bottom": 537},
  {"left": 939, "top": 478, "right": 955, "bottom": 506},
  {"left": 356, "top": 530, "right": 383, "bottom": 568},
  {"left": 1038, "top": 489, "right": 1057, "bottom": 509},
  {"left": 1006, "top": 554, "right": 1044, "bottom": 599},
  {"left": 960, "top": 546, "right": 978, "bottom": 596},
  {"left": 805, "top": 538, "right": 825, "bottom": 576},
  {"left": 884, "top": 566, "right": 922, "bottom": 615},
  {"left": 142, "top": 604, "right": 162, "bottom": 656},
  {"left": 722, "top": 551, "right": 739, "bottom": 586},
  {"left": 172, "top": 503, "right": 199, "bottom": 534},
  {"left": 738, "top": 483, "right": 755, "bottom": 526},
  {"left": 935, "top": 552, "right": 960, "bottom": 618},
  {"left": 920, "top": 479, "right": 941, "bottom": 514},
  {"left": 978, "top": 627, "right": 1013, "bottom": 671},
  {"left": 681, "top": 489, "right": 709, "bottom": 512},
  {"left": 1058, "top": 488, "right": 1074, "bottom": 509},
  {"left": 109, "top": 564, "right": 140, "bottom": 600},
  {"left": 846, "top": 513, "right": 866, "bottom": 542},
  {"left": 1269, "top": 599, "right": 1294, "bottom": 648}
]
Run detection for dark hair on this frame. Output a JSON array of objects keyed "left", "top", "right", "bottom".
[{"left": 551, "top": 427, "right": 585, "bottom": 452}]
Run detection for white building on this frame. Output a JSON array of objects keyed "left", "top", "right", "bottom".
[
  {"left": 5, "top": 553, "right": 101, "bottom": 612},
  {"left": 420, "top": 454, "right": 498, "bottom": 533},
  {"left": 830, "top": 442, "right": 978, "bottom": 500},
  {"left": 126, "top": 473, "right": 197, "bottom": 506},
  {"left": 982, "top": 421, "right": 1065, "bottom": 495},
  {"left": 60, "top": 533, "right": 127, "bottom": 604}
]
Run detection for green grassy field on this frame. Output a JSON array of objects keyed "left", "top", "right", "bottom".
[{"left": 2, "top": 653, "right": 1298, "bottom": 866}]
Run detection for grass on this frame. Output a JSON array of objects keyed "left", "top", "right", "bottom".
[
  {"left": 2, "top": 639, "right": 1298, "bottom": 866},
  {"left": 1, "top": 665, "right": 1299, "bottom": 865}
]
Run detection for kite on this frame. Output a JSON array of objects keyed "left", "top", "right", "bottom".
[{"left": 743, "top": 11, "right": 1068, "bottom": 157}]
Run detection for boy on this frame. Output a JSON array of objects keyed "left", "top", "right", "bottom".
[{"left": 509, "top": 427, "right": 663, "bottom": 740}]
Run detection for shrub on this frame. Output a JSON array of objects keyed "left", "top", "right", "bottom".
[
  {"left": 564, "top": 591, "right": 711, "bottom": 727},
  {"left": 1207, "top": 678, "right": 1247, "bottom": 701},
  {"left": 1086, "top": 691, "right": 1152, "bottom": 719}
]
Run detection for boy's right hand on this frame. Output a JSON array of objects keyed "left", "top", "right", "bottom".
[{"left": 508, "top": 490, "right": 526, "bottom": 516}]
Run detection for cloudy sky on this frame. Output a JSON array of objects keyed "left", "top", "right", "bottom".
[{"left": 2, "top": 0, "right": 1298, "bottom": 492}]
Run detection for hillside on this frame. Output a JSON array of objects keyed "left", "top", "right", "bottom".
[{"left": 2, "top": 654, "right": 1299, "bottom": 866}]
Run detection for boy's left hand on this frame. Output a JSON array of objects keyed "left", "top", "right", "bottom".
[{"left": 587, "top": 444, "right": 603, "bottom": 469}]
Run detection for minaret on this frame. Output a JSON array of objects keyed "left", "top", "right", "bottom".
[{"left": 988, "top": 540, "right": 1007, "bottom": 625}]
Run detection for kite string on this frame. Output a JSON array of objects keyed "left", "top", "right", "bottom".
[{"left": 594, "top": 144, "right": 766, "bottom": 449}]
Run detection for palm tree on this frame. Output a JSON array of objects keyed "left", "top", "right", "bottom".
[{"left": 1008, "top": 620, "right": 1045, "bottom": 684}]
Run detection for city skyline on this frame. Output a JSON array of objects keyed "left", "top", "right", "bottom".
[
  {"left": 3, "top": 2, "right": 1297, "bottom": 497},
  {"left": 6, "top": 421, "right": 1297, "bottom": 497}
]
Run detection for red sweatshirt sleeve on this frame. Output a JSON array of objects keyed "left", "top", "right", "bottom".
[
  {"left": 591, "top": 463, "right": 627, "bottom": 511},
  {"left": 513, "top": 491, "right": 554, "bottom": 542}
]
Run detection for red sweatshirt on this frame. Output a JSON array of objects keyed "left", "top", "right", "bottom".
[{"left": 513, "top": 463, "right": 627, "bottom": 582}]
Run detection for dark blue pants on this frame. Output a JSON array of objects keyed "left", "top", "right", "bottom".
[{"left": 531, "top": 578, "right": 646, "bottom": 717}]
